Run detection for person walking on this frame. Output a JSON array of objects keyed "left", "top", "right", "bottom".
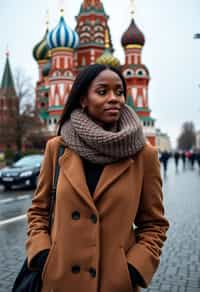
[
  {"left": 160, "top": 150, "right": 170, "bottom": 178},
  {"left": 196, "top": 151, "right": 200, "bottom": 173},
  {"left": 174, "top": 151, "right": 180, "bottom": 172},
  {"left": 181, "top": 151, "right": 186, "bottom": 170},
  {"left": 25, "top": 64, "right": 169, "bottom": 292}
]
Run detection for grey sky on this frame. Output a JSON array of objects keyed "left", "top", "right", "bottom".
[{"left": 0, "top": 0, "right": 200, "bottom": 148}]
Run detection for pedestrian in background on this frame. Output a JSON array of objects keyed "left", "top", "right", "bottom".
[
  {"left": 160, "top": 150, "right": 170, "bottom": 178},
  {"left": 181, "top": 151, "right": 186, "bottom": 170},
  {"left": 196, "top": 151, "right": 200, "bottom": 173},
  {"left": 190, "top": 151, "right": 196, "bottom": 169},
  {"left": 25, "top": 64, "right": 169, "bottom": 292},
  {"left": 174, "top": 150, "right": 180, "bottom": 172}
]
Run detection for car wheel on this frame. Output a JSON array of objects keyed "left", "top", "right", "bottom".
[{"left": 4, "top": 184, "right": 12, "bottom": 191}]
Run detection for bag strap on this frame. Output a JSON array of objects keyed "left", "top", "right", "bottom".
[{"left": 48, "top": 144, "right": 65, "bottom": 232}]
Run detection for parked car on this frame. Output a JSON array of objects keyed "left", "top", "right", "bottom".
[{"left": 0, "top": 154, "right": 44, "bottom": 191}]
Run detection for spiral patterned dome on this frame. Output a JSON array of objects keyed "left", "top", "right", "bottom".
[
  {"left": 96, "top": 48, "right": 120, "bottom": 67},
  {"left": 121, "top": 18, "right": 145, "bottom": 48},
  {"left": 33, "top": 29, "right": 49, "bottom": 61},
  {"left": 47, "top": 16, "right": 79, "bottom": 50}
]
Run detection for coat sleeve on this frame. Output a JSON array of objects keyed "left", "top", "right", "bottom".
[
  {"left": 126, "top": 145, "right": 170, "bottom": 288},
  {"left": 26, "top": 139, "right": 54, "bottom": 269}
]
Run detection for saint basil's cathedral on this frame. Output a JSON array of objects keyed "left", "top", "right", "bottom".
[{"left": 0, "top": 0, "right": 156, "bottom": 149}]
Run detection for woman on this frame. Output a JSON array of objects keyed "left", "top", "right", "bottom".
[{"left": 26, "top": 64, "right": 169, "bottom": 292}]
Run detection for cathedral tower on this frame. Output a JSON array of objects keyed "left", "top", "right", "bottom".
[
  {"left": 75, "top": 0, "right": 113, "bottom": 69},
  {"left": 121, "top": 2, "right": 156, "bottom": 145}
]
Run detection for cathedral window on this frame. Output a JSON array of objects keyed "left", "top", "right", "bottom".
[
  {"left": 53, "top": 71, "right": 60, "bottom": 78},
  {"left": 80, "top": 32, "right": 91, "bottom": 38},
  {"left": 94, "top": 25, "right": 104, "bottom": 32},
  {"left": 94, "top": 32, "right": 104, "bottom": 39},
  {"left": 96, "top": 38, "right": 104, "bottom": 44},
  {"left": 82, "top": 25, "right": 91, "bottom": 32},
  {"left": 123, "top": 69, "right": 134, "bottom": 78},
  {"left": 64, "top": 71, "right": 73, "bottom": 78},
  {"left": 136, "top": 69, "right": 146, "bottom": 77}
]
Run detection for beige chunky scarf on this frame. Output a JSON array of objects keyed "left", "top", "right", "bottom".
[{"left": 61, "top": 105, "right": 146, "bottom": 164}]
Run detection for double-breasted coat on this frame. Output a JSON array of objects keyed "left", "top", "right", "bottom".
[{"left": 26, "top": 136, "right": 169, "bottom": 292}]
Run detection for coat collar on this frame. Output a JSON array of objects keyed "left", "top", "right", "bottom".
[{"left": 59, "top": 148, "right": 134, "bottom": 209}]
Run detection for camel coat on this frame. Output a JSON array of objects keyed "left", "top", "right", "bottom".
[{"left": 26, "top": 136, "right": 169, "bottom": 292}]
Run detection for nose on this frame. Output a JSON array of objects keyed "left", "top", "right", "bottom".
[{"left": 108, "top": 91, "right": 118, "bottom": 102}]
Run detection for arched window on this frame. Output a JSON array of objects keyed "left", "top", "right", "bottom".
[
  {"left": 136, "top": 69, "right": 146, "bottom": 77},
  {"left": 53, "top": 71, "right": 60, "bottom": 77},
  {"left": 123, "top": 69, "right": 134, "bottom": 78}
]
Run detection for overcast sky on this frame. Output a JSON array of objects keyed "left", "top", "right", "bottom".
[{"left": 0, "top": 0, "right": 200, "bottom": 148}]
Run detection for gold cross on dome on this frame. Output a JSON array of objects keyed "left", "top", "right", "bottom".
[
  {"left": 130, "top": 0, "right": 136, "bottom": 17},
  {"left": 46, "top": 10, "right": 49, "bottom": 29}
]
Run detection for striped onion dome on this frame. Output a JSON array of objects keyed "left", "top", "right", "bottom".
[
  {"left": 96, "top": 48, "right": 120, "bottom": 67},
  {"left": 33, "top": 29, "right": 49, "bottom": 61},
  {"left": 121, "top": 18, "right": 145, "bottom": 48},
  {"left": 47, "top": 16, "right": 79, "bottom": 50}
]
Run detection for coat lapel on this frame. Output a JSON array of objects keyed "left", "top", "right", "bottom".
[
  {"left": 59, "top": 149, "right": 97, "bottom": 211},
  {"left": 93, "top": 158, "right": 134, "bottom": 203},
  {"left": 59, "top": 148, "right": 134, "bottom": 207}
]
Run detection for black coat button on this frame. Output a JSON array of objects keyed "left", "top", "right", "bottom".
[
  {"left": 71, "top": 265, "right": 80, "bottom": 274},
  {"left": 89, "top": 267, "right": 96, "bottom": 278},
  {"left": 72, "top": 211, "right": 80, "bottom": 220},
  {"left": 90, "top": 214, "right": 97, "bottom": 224}
]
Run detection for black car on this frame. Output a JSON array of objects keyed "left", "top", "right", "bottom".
[{"left": 0, "top": 154, "right": 44, "bottom": 191}]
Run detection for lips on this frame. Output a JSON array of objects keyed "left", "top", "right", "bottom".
[{"left": 104, "top": 107, "right": 120, "bottom": 112}]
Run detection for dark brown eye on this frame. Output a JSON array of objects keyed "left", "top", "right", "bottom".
[
  {"left": 97, "top": 89, "right": 106, "bottom": 96},
  {"left": 116, "top": 89, "right": 124, "bottom": 96}
]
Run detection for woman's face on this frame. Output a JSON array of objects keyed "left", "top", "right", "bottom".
[{"left": 81, "top": 69, "right": 126, "bottom": 127}]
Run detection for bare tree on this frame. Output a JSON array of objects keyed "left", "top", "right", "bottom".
[
  {"left": 14, "top": 67, "right": 35, "bottom": 114},
  {"left": 177, "top": 121, "right": 196, "bottom": 151}
]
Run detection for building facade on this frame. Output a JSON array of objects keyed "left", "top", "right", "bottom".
[
  {"left": 155, "top": 128, "right": 172, "bottom": 153},
  {"left": 196, "top": 130, "right": 200, "bottom": 150}
]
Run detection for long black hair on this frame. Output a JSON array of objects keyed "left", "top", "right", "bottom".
[{"left": 57, "top": 64, "right": 127, "bottom": 135}]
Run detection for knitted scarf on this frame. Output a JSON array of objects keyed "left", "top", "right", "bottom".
[{"left": 61, "top": 104, "right": 146, "bottom": 164}]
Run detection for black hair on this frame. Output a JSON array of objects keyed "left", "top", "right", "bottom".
[{"left": 57, "top": 64, "right": 127, "bottom": 135}]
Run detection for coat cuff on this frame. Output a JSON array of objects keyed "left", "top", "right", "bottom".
[
  {"left": 26, "top": 233, "right": 51, "bottom": 269},
  {"left": 127, "top": 243, "right": 159, "bottom": 288}
]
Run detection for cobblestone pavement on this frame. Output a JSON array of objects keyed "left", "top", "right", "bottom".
[{"left": 0, "top": 161, "right": 200, "bottom": 292}]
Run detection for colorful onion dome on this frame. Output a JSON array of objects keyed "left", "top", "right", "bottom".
[
  {"left": 121, "top": 18, "right": 145, "bottom": 48},
  {"left": 33, "top": 29, "right": 49, "bottom": 61},
  {"left": 96, "top": 48, "right": 120, "bottom": 67},
  {"left": 47, "top": 15, "right": 79, "bottom": 50}
]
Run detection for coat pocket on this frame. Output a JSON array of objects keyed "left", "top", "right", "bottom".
[
  {"left": 120, "top": 247, "right": 134, "bottom": 292},
  {"left": 41, "top": 241, "right": 57, "bottom": 282}
]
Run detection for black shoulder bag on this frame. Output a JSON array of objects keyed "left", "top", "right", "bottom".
[{"left": 12, "top": 145, "right": 65, "bottom": 292}]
